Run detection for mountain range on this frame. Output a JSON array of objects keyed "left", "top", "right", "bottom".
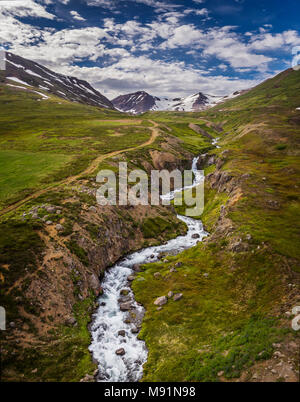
[
  {"left": 2, "top": 52, "right": 247, "bottom": 114},
  {"left": 112, "top": 90, "right": 245, "bottom": 114}
]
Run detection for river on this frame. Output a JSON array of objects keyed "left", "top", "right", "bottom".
[{"left": 89, "top": 156, "right": 208, "bottom": 382}]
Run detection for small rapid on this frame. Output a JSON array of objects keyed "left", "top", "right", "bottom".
[{"left": 89, "top": 156, "right": 208, "bottom": 382}]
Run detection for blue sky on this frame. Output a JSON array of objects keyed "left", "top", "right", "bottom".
[{"left": 0, "top": 0, "right": 299, "bottom": 98}]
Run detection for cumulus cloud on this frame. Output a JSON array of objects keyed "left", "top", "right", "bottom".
[
  {"left": 0, "top": 14, "right": 43, "bottom": 46},
  {"left": 9, "top": 26, "right": 113, "bottom": 66},
  {"left": 39, "top": 0, "right": 70, "bottom": 4},
  {"left": 183, "top": 8, "right": 209, "bottom": 17},
  {"left": 249, "top": 30, "right": 300, "bottom": 51},
  {"left": 85, "top": 0, "right": 179, "bottom": 12},
  {"left": 0, "top": 0, "right": 56, "bottom": 19},
  {"left": 160, "top": 25, "right": 273, "bottom": 69},
  {"left": 57, "top": 54, "right": 259, "bottom": 99},
  {"left": 70, "top": 10, "right": 86, "bottom": 21}
]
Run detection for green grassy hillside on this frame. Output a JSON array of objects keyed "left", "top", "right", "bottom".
[
  {"left": 132, "top": 68, "right": 300, "bottom": 382},
  {"left": 0, "top": 83, "right": 150, "bottom": 208}
]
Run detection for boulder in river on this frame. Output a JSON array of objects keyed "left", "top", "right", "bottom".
[
  {"left": 120, "top": 289, "right": 129, "bottom": 296},
  {"left": 115, "top": 348, "right": 125, "bottom": 356},
  {"left": 192, "top": 233, "right": 200, "bottom": 239},
  {"left": 127, "top": 275, "right": 135, "bottom": 281},
  {"left": 131, "top": 327, "right": 139, "bottom": 334},
  {"left": 173, "top": 293, "right": 183, "bottom": 301},
  {"left": 120, "top": 302, "right": 132, "bottom": 311},
  {"left": 118, "top": 295, "right": 131, "bottom": 303},
  {"left": 154, "top": 296, "right": 167, "bottom": 306},
  {"left": 118, "top": 330, "right": 126, "bottom": 337},
  {"left": 133, "top": 264, "right": 141, "bottom": 272}
]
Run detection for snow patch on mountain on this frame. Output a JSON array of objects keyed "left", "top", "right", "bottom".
[{"left": 7, "top": 77, "right": 31, "bottom": 86}]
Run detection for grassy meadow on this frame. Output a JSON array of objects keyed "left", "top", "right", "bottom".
[{"left": 0, "top": 84, "right": 151, "bottom": 207}]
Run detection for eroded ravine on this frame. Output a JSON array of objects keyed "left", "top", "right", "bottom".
[{"left": 89, "top": 156, "right": 208, "bottom": 382}]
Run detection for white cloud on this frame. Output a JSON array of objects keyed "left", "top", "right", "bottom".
[
  {"left": 56, "top": 54, "right": 259, "bottom": 99},
  {"left": 83, "top": 0, "right": 182, "bottom": 23},
  {"left": 218, "top": 63, "right": 228, "bottom": 71},
  {"left": 183, "top": 8, "right": 209, "bottom": 17},
  {"left": 200, "top": 27, "right": 273, "bottom": 69},
  {"left": 85, "top": 0, "right": 180, "bottom": 12},
  {"left": 249, "top": 30, "right": 300, "bottom": 51},
  {"left": 39, "top": 0, "right": 71, "bottom": 4},
  {"left": 160, "top": 24, "right": 203, "bottom": 48},
  {"left": 85, "top": 0, "right": 114, "bottom": 7},
  {"left": 160, "top": 25, "right": 273, "bottom": 70},
  {"left": 2, "top": 18, "right": 113, "bottom": 66},
  {"left": 0, "top": 14, "right": 43, "bottom": 46},
  {"left": 0, "top": 0, "right": 56, "bottom": 19},
  {"left": 70, "top": 10, "right": 86, "bottom": 21}
]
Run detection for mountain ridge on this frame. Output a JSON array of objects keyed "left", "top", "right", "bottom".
[
  {"left": 3, "top": 52, "right": 114, "bottom": 109},
  {"left": 112, "top": 89, "right": 245, "bottom": 114}
]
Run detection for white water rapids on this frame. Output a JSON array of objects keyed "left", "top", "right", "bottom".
[{"left": 89, "top": 156, "right": 208, "bottom": 382}]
